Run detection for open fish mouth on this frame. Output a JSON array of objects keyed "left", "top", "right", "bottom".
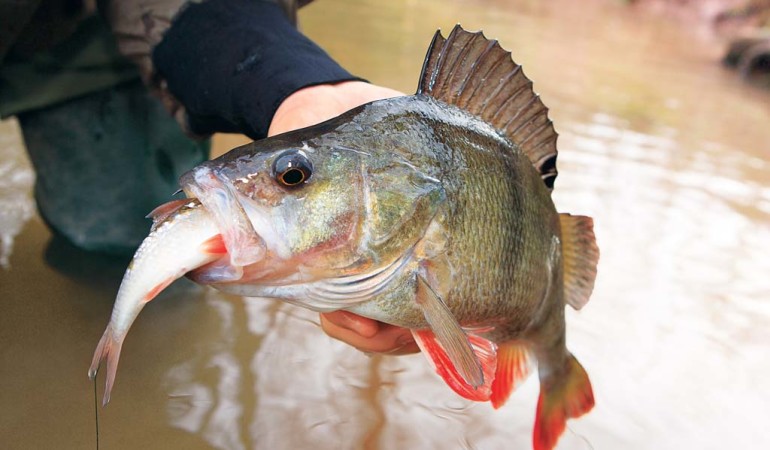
[{"left": 181, "top": 165, "right": 267, "bottom": 269}]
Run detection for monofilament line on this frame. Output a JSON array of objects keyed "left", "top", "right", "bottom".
[{"left": 93, "top": 376, "right": 100, "bottom": 450}]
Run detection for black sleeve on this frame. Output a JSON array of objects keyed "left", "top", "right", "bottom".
[{"left": 152, "top": 0, "right": 363, "bottom": 139}]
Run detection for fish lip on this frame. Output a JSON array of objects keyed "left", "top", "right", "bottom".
[{"left": 181, "top": 165, "right": 267, "bottom": 267}]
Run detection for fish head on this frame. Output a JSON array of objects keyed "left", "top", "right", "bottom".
[{"left": 181, "top": 125, "right": 445, "bottom": 285}]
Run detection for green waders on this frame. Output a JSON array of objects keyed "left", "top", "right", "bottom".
[
  {"left": 17, "top": 80, "right": 209, "bottom": 255},
  {"left": 2, "top": 16, "right": 209, "bottom": 256}
]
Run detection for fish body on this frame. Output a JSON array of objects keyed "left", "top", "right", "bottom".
[
  {"left": 202, "top": 94, "right": 556, "bottom": 336},
  {"left": 90, "top": 26, "right": 599, "bottom": 450}
]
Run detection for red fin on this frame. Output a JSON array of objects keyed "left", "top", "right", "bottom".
[
  {"left": 415, "top": 274, "right": 484, "bottom": 387},
  {"left": 412, "top": 329, "right": 496, "bottom": 402},
  {"left": 490, "top": 341, "right": 533, "bottom": 408},
  {"left": 533, "top": 354, "right": 594, "bottom": 450},
  {"left": 143, "top": 278, "right": 174, "bottom": 303},
  {"left": 201, "top": 234, "right": 227, "bottom": 255}
]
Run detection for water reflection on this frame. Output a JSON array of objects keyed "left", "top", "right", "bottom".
[
  {"left": 2, "top": 0, "right": 770, "bottom": 449},
  {"left": 161, "top": 296, "right": 598, "bottom": 449},
  {"left": 555, "top": 110, "right": 770, "bottom": 449},
  {"left": 165, "top": 293, "right": 249, "bottom": 450}
]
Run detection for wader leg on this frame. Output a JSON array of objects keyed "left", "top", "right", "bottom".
[{"left": 18, "top": 80, "right": 209, "bottom": 255}]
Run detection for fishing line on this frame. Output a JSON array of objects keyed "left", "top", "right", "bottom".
[
  {"left": 93, "top": 377, "right": 100, "bottom": 450},
  {"left": 567, "top": 425, "right": 594, "bottom": 450}
]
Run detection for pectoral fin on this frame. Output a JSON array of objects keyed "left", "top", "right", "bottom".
[{"left": 415, "top": 274, "right": 485, "bottom": 388}]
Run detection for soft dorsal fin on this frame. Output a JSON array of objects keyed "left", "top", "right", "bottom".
[
  {"left": 417, "top": 25, "right": 559, "bottom": 190},
  {"left": 559, "top": 214, "right": 599, "bottom": 310}
]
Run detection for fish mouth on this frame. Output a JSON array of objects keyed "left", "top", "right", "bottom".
[{"left": 181, "top": 165, "right": 267, "bottom": 269}]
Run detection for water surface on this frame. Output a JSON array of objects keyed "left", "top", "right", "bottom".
[{"left": 1, "top": 0, "right": 769, "bottom": 449}]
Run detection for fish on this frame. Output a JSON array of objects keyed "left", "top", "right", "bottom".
[
  {"left": 89, "top": 25, "right": 599, "bottom": 450},
  {"left": 88, "top": 199, "right": 225, "bottom": 404}
]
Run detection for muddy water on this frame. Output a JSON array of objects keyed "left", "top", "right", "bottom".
[{"left": 2, "top": 0, "right": 769, "bottom": 449}]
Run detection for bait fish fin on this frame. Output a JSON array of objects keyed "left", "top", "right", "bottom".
[
  {"left": 417, "top": 25, "right": 559, "bottom": 190},
  {"left": 201, "top": 234, "right": 228, "bottom": 255},
  {"left": 411, "top": 328, "right": 496, "bottom": 402},
  {"left": 88, "top": 326, "right": 125, "bottom": 406},
  {"left": 559, "top": 213, "right": 599, "bottom": 310},
  {"left": 414, "top": 273, "right": 486, "bottom": 388},
  {"left": 490, "top": 341, "right": 533, "bottom": 408},
  {"left": 146, "top": 199, "right": 193, "bottom": 231}
]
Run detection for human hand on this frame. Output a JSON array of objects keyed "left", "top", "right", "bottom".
[
  {"left": 320, "top": 311, "right": 419, "bottom": 355},
  {"left": 268, "top": 81, "right": 418, "bottom": 355},
  {"left": 268, "top": 80, "right": 404, "bottom": 136}
]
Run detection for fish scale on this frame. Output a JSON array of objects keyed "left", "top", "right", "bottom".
[{"left": 415, "top": 113, "right": 554, "bottom": 331}]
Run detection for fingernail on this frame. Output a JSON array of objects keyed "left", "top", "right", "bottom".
[
  {"left": 338, "top": 312, "right": 362, "bottom": 334},
  {"left": 395, "top": 334, "right": 414, "bottom": 348}
]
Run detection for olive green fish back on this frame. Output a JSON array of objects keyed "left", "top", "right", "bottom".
[{"left": 417, "top": 25, "right": 559, "bottom": 190}]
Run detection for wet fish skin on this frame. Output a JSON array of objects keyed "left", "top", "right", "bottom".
[{"left": 182, "top": 109, "right": 448, "bottom": 294}]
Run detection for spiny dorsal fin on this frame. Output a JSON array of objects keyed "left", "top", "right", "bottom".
[
  {"left": 417, "top": 25, "right": 559, "bottom": 190},
  {"left": 559, "top": 214, "right": 599, "bottom": 310}
]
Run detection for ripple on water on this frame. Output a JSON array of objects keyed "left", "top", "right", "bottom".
[{"left": 556, "top": 109, "right": 770, "bottom": 448}]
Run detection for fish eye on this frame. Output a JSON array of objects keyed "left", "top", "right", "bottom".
[{"left": 272, "top": 150, "right": 313, "bottom": 188}]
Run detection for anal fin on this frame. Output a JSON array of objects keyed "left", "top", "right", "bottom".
[
  {"left": 490, "top": 341, "right": 533, "bottom": 408},
  {"left": 559, "top": 214, "right": 599, "bottom": 310},
  {"left": 412, "top": 328, "right": 496, "bottom": 402}
]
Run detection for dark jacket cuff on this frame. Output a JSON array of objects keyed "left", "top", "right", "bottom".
[{"left": 152, "top": 0, "right": 362, "bottom": 139}]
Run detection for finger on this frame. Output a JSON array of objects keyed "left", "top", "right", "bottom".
[
  {"left": 378, "top": 324, "right": 420, "bottom": 355},
  {"left": 321, "top": 311, "right": 379, "bottom": 338},
  {"left": 320, "top": 314, "right": 418, "bottom": 354}
]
